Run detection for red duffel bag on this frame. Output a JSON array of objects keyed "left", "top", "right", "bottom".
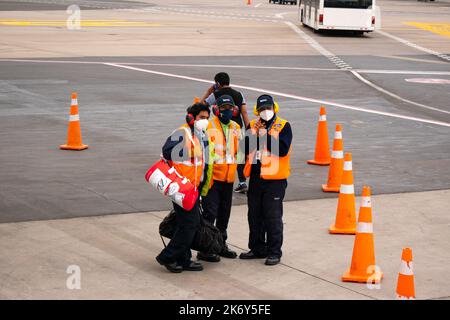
[{"left": 145, "top": 159, "right": 198, "bottom": 211}]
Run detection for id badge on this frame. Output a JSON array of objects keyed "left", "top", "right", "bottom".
[
  {"left": 255, "top": 150, "right": 262, "bottom": 161},
  {"left": 226, "top": 154, "right": 233, "bottom": 164}
]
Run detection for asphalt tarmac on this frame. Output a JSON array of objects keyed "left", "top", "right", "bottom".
[{"left": 0, "top": 0, "right": 449, "bottom": 223}]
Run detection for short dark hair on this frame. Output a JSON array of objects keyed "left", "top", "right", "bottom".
[
  {"left": 214, "top": 72, "right": 230, "bottom": 86},
  {"left": 187, "top": 103, "right": 210, "bottom": 117}
]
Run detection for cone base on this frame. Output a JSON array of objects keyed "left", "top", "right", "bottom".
[
  {"left": 307, "top": 159, "right": 331, "bottom": 166},
  {"left": 60, "top": 144, "right": 88, "bottom": 151},
  {"left": 342, "top": 269, "right": 383, "bottom": 283},
  {"left": 322, "top": 184, "right": 340, "bottom": 193},
  {"left": 329, "top": 225, "right": 356, "bottom": 234}
]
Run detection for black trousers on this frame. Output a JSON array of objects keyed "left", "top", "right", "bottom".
[
  {"left": 247, "top": 176, "right": 287, "bottom": 258},
  {"left": 158, "top": 200, "right": 200, "bottom": 266},
  {"left": 202, "top": 180, "right": 234, "bottom": 243},
  {"left": 237, "top": 164, "right": 246, "bottom": 183}
]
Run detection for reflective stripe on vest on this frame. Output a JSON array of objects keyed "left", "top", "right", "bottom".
[
  {"left": 244, "top": 117, "right": 291, "bottom": 180},
  {"left": 209, "top": 117, "right": 239, "bottom": 183},
  {"left": 170, "top": 124, "right": 204, "bottom": 187}
]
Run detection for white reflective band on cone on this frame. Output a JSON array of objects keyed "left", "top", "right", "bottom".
[
  {"left": 362, "top": 196, "right": 372, "bottom": 207},
  {"left": 71, "top": 99, "right": 78, "bottom": 105},
  {"left": 319, "top": 115, "right": 326, "bottom": 121},
  {"left": 340, "top": 184, "right": 354, "bottom": 194},
  {"left": 399, "top": 260, "right": 414, "bottom": 275},
  {"left": 334, "top": 131, "right": 342, "bottom": 139},
  {"left": 332, "top": 150, "right": 343, "bottom": 159},
  {"left": 343, "top": 161, "right": 352, "bottom": 171},
  {"left": 69, "top": 114, "right": 80, "bottom": 122},
  {"left": 397, "top": 295, "right": 415, "bottom": 300},
  {"left": 357, "top": 222, "right": 373, "bottom": 233}
]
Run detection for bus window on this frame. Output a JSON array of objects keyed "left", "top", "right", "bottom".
[{"left": 324, "top": 0, "right": 372, "bottom": 9}]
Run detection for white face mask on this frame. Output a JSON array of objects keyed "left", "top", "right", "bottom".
[
  {"left": 260, "top": 110, "right": 274, "bottom": 121},
  {"left": 194, "top": 119, "right": 209, "bottom": 132}
]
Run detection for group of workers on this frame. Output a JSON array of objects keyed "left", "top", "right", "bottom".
[{"left": 155, "top": 72, "right": 293, "bottom": 273}]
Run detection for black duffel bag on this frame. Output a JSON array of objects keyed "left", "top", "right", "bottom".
[{"left": 159, "top": 209, "right": 224, "bottom": 255}]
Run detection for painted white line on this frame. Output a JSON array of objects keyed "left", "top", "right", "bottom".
[
  {"left": 350, "top": 70, "right": 450, "bottom": 115},
  {"left": 282, "top": 22, "right": 449, "bottom": 115},
  {"left": 255, "top": 3, "right": 263, "bottom": 8},
  {"left": 377, "top": 30, "right": 450, "bottom": 63},
  {"left": 2, "top": 59, "right": 450, "bottom": 76},
  {"left": 377, "top": 55, "right": 447, "bottom": 65},
  {"left": 275, "top": 11, "right": 295, "bottom": 18},
  {"left": 103, "top": 63, "right": 450, "bottom": 128},
  {"left": 357, "top": 69, "right": 450, "bottom": 76},
  {"left": 284, "top": 21, "right": 352, "bottom": 70},
  {"left": 153, "top": 9, "right": 280, "bottom": 23},
  {"left": 405, "top": 78, "right": 450, "bottom": 84}
]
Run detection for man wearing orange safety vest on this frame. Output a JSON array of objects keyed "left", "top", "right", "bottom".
[
  {"left": 197, "top": 95, "right": 241, "bottom": 263},
  {"left": 155, "top": 103, "right": 214, "bottom": 273},
  {"left": 239, "top": 94, "right": 293, "bottom": 266}
]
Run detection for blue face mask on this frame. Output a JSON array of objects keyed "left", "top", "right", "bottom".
[{"left": 218, "top": 109, "right": 233, "bottom": 124}]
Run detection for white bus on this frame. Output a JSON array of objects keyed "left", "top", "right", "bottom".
[{"left": 298, "top": 0, "right": 377, "bottom": 34}]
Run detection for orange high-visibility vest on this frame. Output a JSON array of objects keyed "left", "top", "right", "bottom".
[
  {"left": 244, "top": 117, "right": 291, "bottom": 180},
  {"left": 169, "top": 124, "right": 204, "bottom": 187},
  {"left": 207, "top": 117, "right": 241, "bottom": 183}
]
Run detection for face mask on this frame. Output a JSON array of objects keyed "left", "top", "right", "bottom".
[
  {"left": 260, "top": 110, "right": 274, "bottom": 122},
  {"left": 218, "top": 109, "right": 233, "bottom": 124},
  {"left": 194, "top": 119, "right": 209, "bottom": 132}
]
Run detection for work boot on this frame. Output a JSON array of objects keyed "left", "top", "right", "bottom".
[
  {"left": 239, "top": 251, "right": 267, "bottom": 260},
  {"left": 156, "top": 255, "right": 183, "bottom": 273},
  {"left": 265, "top": 256, "right": 281, "bottom": 266},
  {"left": 234, "top": 182, "right": 248, "bottom": 194},
  {"left": 182, "top": 261, "right": 204, "bottom": 271},
  {"left": 220, "top": 244, "right": 237, "bottom": 259},
  {"left": 197, "top": 252, "right": 221, "bottom": 263}
]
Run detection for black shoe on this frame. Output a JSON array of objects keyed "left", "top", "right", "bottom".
[
  {"left": 182, "top": 261, "right": 204, "bottom": 271},
  {"left": 197, "top": 252, "right": 221, "bottom": 263},
  {"left": 220, "top": 245, "right": 237, "bottom": 259},
  {"left": 234, "top": 183, "right": 248, "bottom": 194},
  {"left": 156, "top": 255, "right": 183, "bottom": 273},
  {"left": 239, "top": 251, "right": 267, "bottom": 260},
  {"left": 265, "top": 256, "right": 281, "bottom": 266}
]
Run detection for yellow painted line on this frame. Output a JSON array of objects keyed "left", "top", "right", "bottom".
[
  {"left": 404, "top": 22, "right": 450, "bottom": 38},
  {"left": 0, "top": 19, "right": 161, "bottom": 27}
]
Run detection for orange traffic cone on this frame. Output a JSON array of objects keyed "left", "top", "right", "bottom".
[
  {"left": 307, "top": 106, "right": 331, "bottom": 166},
  {"left": 60, "top": 92, "right": 88, "bottom": 151},
  {"left": 329, "top": 152, "right": 356, "bottom": 234},
  {"left": 396, "top": 248, "right": 415, "bottom": 299},
  {"left": 247, "top": 0, "right": 252, "bottom": 5},
  {"left": 193, "top": 97, "right": 201, "bottom": 103},
  {"left": 342, "top": 186, "right": 383, "bottom": 283},
  {"left": 322, "top": 124, "right": 344, "bottom": 192}
]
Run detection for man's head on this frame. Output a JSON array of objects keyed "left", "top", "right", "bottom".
[
  {"left": 216, "top": 95, "right": 235, "bottom": 112},
  {"left": 187, "top": 103, "right": 210, "bottom": 121},
  {"left": 215, "top": 95, "right": 235, "bottom": 125},
  {"left": 256, "top": 94, "right": 276, "bottom": 122},
  {"left": 214, "top": 72, "right": 230, "bottom": 88}
]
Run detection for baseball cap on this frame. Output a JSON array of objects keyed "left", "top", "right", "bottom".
[
  {"left": 256, "top": 94, "right": 274, "bottom": 110},
  {"left": 216, "top": 95, "right": 235, "bottom": 108}
]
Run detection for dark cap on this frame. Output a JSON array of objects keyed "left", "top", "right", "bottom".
[
  {"left": 216, "top": 95, "right": 235, "bottom": 108},
  {"left": 256, "top": 94, "right": 274, "bottom": 110}
]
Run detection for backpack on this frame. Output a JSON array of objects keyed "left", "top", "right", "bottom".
[{"left": 159, "top": 208, "right": 224, "bottom": 255}]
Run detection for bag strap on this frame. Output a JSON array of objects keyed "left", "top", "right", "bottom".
[{"left": 160, "top": 235, "right": 167, "bottom": 248}]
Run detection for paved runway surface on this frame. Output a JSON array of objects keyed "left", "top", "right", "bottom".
[
  {"left": 0, "top": 0, "right": 449, "bottom": 300},
  {"left": 1, "top": 0, "right": 450, "bottom": 222}
]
